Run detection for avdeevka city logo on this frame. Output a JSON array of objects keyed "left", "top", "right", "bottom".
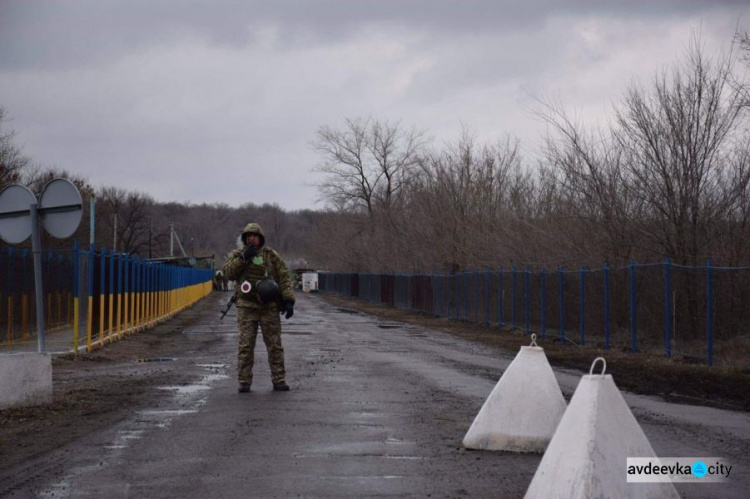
[
  {"left": 691, "top": 461, "right": 708, "bottom": 478},
  {"left": 627, "top": 457, "right": 731, "bottom": 482}
]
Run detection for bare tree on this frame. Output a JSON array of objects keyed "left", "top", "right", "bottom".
[
  {"left": 312, "top": 117, "right": 428, "bottom": 218},
  {"left": 615, "top": 36, "right": 749, "bottom": 266},
  {"left": 98, "top": 187, "right": 154, "bottom": 254},
  {"left": 536, "top": 99, "right": 638, "bottom": 263},
  {"left": 0, "top": 108, "right": 31, "bottom": 188},
  {"left": 405, "top": 130, "right": 526, "bottom": 271}
]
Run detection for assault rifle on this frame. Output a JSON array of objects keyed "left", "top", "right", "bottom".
[{"left": 220, "top": 293, "right": 238, "bottom": 322}]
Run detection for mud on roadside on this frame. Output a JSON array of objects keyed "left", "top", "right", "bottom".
[{"left": 0, "top": 294, "right": 226, "bottom": 471}]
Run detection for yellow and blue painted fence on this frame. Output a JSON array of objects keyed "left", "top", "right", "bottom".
[{"left": 1, "top": 242, "right": 213, "bottom": 352}]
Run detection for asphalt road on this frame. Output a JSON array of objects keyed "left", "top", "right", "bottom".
[{"left": 3, "top": 292, "right": 749, "bottom": 498}]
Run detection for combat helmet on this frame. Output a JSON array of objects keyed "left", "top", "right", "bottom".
[
  {"left": 256, "top": 278, "right": 280, "bottom": 305},
  {"left": 241, "top": 222, "right": 265, "bottom": 247}
]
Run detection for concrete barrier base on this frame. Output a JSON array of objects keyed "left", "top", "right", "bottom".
[
  {"left": 0, "top": 352, "right": 53, "bottom": 410},
  {"left": 463, "top": 346, "right": 566, "bottom": 452},
  {"left": 525, "top": 374, "right": 679, "bottom": 498}
]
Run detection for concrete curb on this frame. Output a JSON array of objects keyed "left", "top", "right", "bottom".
[{"left": 0, "top": 352, "right": 53, "bottom": 410}]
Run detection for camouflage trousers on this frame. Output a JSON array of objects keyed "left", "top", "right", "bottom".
[{"left": 236, "top": 305, "right": 286, "bottom": 385}]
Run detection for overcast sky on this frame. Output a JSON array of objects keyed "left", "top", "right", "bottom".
[{"left": 0, "top": 1, "right": 746, "bottom": 211}]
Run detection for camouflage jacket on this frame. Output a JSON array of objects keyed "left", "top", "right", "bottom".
[{"left": 223, "top": 246, "right": 295, "bottom": 309}]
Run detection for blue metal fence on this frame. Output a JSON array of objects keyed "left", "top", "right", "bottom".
[
  {"left": 319, "top": 261, "right": 750, "bottom": 368},
  {"left": 1, "top": 244, "right": 213, "bottom": 351}
]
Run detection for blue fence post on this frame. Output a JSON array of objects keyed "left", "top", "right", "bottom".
[
  {"left": 8, "top": 248, "right": 14, "bottom": 328},
  {"left": 540, "top": 267, "right": 546, "bottom": 339},
  {"left": 485, "top": 268, "right": 491, "bottom": 325},
  {"left": 48, "top": 252, "right": 54, "bottom": 326},
  {"left": 117, "top": 252, "right": 123, "bottom": 333},
  {"left": 559, "top": 267, "right": 565, "bottom": 343},
  {"left": 629, "top": 260, "right": 637, "bottom": 353},
  {"left": 22, "top": 249, "right": 29, "bottom": 335},
  {"left": 444, "top": 273, "right": 448, "bottom": 318},
  {"left": 72, "top": 241, "right": 80, "bottom": 350},
  {"left": 444, "top": 273, "right": 449, "bottom": 318},
  {"left": 109, "top": 249, "right": 115, "bottom": 334},
  {"left": 432, "top": 272, "right": 437, "bottom": 316},
  {"left": 437, "top": 273, "right": 441, "bottom": 317},
  {"left": 88, "top": 242, "right": 95, "bottom": 341},
  {"left": 579, "top": 266, "right": 585, "bottom": 346},
  {"left": 706, "top": 260, "right": 714, "bottom": 367},
  {"left": 124, "top": 253, "right": 130, "bottom": 331},
  {"left": 664, "top": 258, "right": 672, "bottom": 358},
  {"left": 464, "top": 271, "right": 469, "bottom": 321},
  {"left": 21, "top": 249, "right": 27, "bottom": 340},
  {"left": 100, "top": 248, "right": 106, "bottom": 339},
  {"left": 498, "top": 267, "right": 504, "bottom": 328},
  {"left": 453, "top": 272, "right": 461, "bottom": 320},
  {"left": 525, "top": 266, "right": 530, "bottom": 334},
  {"left": 434, "top": 274, "right": 438, "bottom": 315},
  {"left": 439, "top": 273, "right": 444, "bottom": 317},
  {"left": 512, "top": 266, "right": 517, "bottom": 329},
  {"left": 7, "top": 248, "right": 14, "bottom": 342},
  {"left": 133, "top": 255, "right": 138, "bottom": 327},
  {"left": 474, "top": 267, "right": 479, "bottom": 324},
  {"left": 604, "top": 262, "right": 610, "bottom": 351}
]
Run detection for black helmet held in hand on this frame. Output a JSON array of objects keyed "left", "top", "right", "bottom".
[{"left": 256, "top": 278, "right": 280, "bottom": 305}]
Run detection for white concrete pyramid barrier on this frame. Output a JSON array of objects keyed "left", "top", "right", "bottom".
[
  {"left": 525, "top": 358, "right": 680, "bottom": 498},
  {"left": 463, "top": 335, "right": 567, "bottom": 453}
]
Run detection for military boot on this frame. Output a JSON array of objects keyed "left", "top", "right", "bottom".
[
  {"left": 238, "top": 384, "right": 251, "bottom": 393},
  {"left": 272, "top": 381, "right": 290, "bottom": 391}
]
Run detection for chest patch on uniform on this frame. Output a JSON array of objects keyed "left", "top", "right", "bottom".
[
  {"left": 240, "top": 281, "right": 252, "bottom": 294},
  {"left": 252, "top": 256, "right": 264, "bottom": 266}
]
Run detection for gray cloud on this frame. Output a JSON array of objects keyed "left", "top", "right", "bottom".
[
  {"left": 0, "top": 0, "right": 746, "bottom": 210},
  {"left": 2, "top": 0, "right": 741, "bottom": 69}
]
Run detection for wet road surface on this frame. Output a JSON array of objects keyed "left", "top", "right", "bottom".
[{"left": 3, "top": 293, "right": 749, "bottom": 497}]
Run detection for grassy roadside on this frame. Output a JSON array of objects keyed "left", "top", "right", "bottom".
[{"left": 318, "top": 293, "right": 750, "bottom": 412}]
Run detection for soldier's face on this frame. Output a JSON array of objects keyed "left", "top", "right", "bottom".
[{"left": 245, "top": 233, "right": 261, "bottom": 246}]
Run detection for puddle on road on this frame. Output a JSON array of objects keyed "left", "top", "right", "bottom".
[
  {"left": 183, "top": 324, "right": 238, "bottom": 335},
  {"left": 385, "top": 437, "right": 411, "bottom": 445},
  {"left": 196, "top": 363, "right": 229, "bottom": 370},
  {"left": 139, "top": 409, "right": 199, "bottom": 417},
  {"left": 42, "top": 362, "right": 231, "bottom": 497},
  {"left": 157, "top": 384, "right": 212, "bottom": 394},
  {"left": 294, "top": 453, "right": 425, "bottom": 461},
  {"left": 103, "top": 429, "right": 145, "bottom": 450},
  {"left": 336, "top": 308, "right": 361, "bottom": 314}
]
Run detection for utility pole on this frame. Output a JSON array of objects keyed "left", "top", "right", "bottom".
[
  {"left": 169, "top": 222, "right": 174, "bottom": 257},
  {"left": 113, "top": 213, "right": 118, "bottom": 251}
]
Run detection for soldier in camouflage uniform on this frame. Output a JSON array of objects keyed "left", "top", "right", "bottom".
[{"left": 223, "top": 223, "right": 295, "bottom": 393}]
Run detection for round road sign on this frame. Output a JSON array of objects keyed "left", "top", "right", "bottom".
[
  {"left": 39, "top": 178, "right": 83, "bottom": 239},
  {"left": 0, "top": 184, "right": 36, "bottom": 244}
]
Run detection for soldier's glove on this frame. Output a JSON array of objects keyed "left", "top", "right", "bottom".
[
  {"left": 242, "top": 244, "right": 257, "bottom": 262},
  {"left": 281, "top": 300, "right": 294, "bottom": 319}
]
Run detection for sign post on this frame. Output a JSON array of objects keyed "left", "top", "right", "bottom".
[
  {"left": 29, "top": 203, "right": 46, "bottom": 352},
  {"left": 0, "top": 179, "right": 83, "bottom": 352}
]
